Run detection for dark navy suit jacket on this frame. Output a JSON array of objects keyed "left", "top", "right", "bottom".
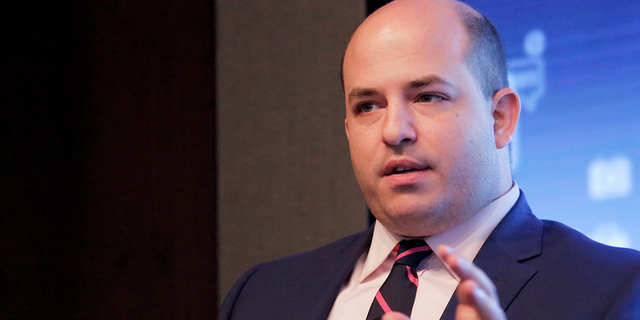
[{"left": 219, "top": 193, "right": 640, "bottom": 319}]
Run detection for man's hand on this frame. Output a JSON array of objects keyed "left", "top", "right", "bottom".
[
  {"left": 438, "top": 245, "right": 506, "bottom": 320},
  {"left": 380, "top": 245, "right": 506, "bottom": 320}
]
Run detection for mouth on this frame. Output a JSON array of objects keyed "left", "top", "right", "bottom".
[
  {"left": 383, "top": 159, "right": 429, "bottom": 176},
  {"left": 391, "top": 166, "right": 422, "bottom": 174}
]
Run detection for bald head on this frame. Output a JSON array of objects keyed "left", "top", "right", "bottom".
[
  {"left": 342, "top": 0, "right": 507, "bottom": 100},
  {"left": 341, "top": 0, "right": 519, "bottom": 236}
]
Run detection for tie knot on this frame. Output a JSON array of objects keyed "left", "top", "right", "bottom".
[{"left": 394, "top": 239, "right": 432, "bottom": 270}]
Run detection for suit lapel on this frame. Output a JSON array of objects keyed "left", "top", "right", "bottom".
[
  {"left": 440, "top": 192, "right": 542, "bottom": 320},
  {"left": 307, "top": 227, "right": 374, "bottom": 320}
]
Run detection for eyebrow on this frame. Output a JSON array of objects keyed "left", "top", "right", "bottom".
[
  {"left": 347, "top": 88, "right": 378, "bottom": 104},
  {"left": 347, "top": 75, "right": 454, "bottom": 103},
  {"left": 408, "top": 75, "right": 454, "bottom": 89}
]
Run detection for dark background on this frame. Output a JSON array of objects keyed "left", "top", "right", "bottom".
[
  {"left": 3, "top": 0, "right": 365, "bottom": 317},
  {"left": 3, "top": 0, "right": 216, "bottom": 318}
]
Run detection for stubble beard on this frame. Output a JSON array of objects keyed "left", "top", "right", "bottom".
[{"left": 366, "top": 132, "right": 503, "bottom": 238}]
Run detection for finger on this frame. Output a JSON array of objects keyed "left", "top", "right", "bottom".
[
  {"left": 381, "top": 311, "right": 411, "bottom": 320},
  {"left": 456, "top": 280, "right": 506, "bottom": 320},
  {"left": 456, "top": 279, "right": 479, "bottom": 306},
  {"left": 437, "top": 245, "right": 498, "bottom": 300}
]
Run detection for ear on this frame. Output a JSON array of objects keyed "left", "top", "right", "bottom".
[
  {"left": 491, "top": 88, "right": 520, "bottom": 149},
  {"left": 344, "top": 117, "right": 350, "bottom": 141}
]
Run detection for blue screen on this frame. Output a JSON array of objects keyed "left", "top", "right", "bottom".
[{"left": 463, "top": 0, "right": 640, "bottom": 248}]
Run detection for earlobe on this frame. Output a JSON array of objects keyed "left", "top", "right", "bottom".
[{"left": 492, "top": 88, "right": 521, "bottom": 149}]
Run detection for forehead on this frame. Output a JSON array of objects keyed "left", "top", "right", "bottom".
[{"left": 343, "top": 0, "right": 470, "bottom": 90}]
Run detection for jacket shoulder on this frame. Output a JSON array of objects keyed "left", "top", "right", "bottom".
[
  {"left": 540, "top": 219, "right": 640, "bottom": 268},
  {"left": 504, "top": 218, "right": 640, "bottom": 319},
  {"left": 258, "top": 228, "right": 372, "bottom": 270},
  {"left": 219, "top": 229, "right": 372, "bottom": 320}
]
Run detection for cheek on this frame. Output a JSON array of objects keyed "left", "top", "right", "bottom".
[
  {"left": 428, "top": 114, "right": 489, "bottom": 170},
  {"left": 426, "top": 117, "right": 470, "bottom": 155},
  {"left": 348, "top": 136, "right": 380, "bottom": 202},
  {"left": 348, "top": 130, "right": 377, "bottom": 172},
  {"left": 447, "top": 116, "right": 496, "bottom": 177}
]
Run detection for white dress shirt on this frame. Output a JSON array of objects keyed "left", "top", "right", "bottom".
[{"left": 327, "top": 184, "right": 520, "bottom": 320}]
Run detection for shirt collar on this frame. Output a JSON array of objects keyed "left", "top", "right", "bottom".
[
  {"left": 358, "top": 219, "right": 405, "bottom": 282},
  {"left": 358, "top": 183, "right": 520, "bottom": 283}
]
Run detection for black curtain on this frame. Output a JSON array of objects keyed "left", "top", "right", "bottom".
[{"left": 2, "top": 0, "right": 216, "bottom": 318}]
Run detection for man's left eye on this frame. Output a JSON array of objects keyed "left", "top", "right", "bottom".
[{"left": 418, "top": 94, "right": 442, "bottom": 103}]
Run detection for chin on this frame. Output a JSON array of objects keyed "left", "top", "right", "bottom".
[{"left": 374, "top": 201, "right": 454, "bottom": 237}]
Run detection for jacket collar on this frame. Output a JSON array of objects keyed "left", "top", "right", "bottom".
[
  {"left": 308, "top": 226, "right": 375, "bottom": 320},
  {"left": 440, "top": 191, "right": 542, "bottom": 320}
]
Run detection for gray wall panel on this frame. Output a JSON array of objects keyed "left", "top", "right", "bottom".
[{"left": 217, "top": 0, "right": 366, "bottom": 302}]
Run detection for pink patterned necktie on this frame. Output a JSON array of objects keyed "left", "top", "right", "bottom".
[{"left": 366, "top": 239, "right": 432, "bottom": 320}]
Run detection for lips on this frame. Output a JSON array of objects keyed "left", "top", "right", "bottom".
[
  {"left": 383, "top": 159, "right": 429, "bottom": 176},
  {"left": 381, "top": 159, "right": 430, "bottom": 186}
]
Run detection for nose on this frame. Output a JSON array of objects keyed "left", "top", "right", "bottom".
[{"left": 381, "top": 103, "right": 417, "bottom": 146}]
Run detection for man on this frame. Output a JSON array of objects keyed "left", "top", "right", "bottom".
[{"left": 219, "top": 0, "right": 640, "bottom": 319}]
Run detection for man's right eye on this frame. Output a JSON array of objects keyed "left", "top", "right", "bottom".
[{"left": 358, "top": 102, "right": 378, "bottom": 113}]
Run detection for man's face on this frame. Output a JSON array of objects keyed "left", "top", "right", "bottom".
[{"left": 343, "top": 1, "right": 502, "bottom": 237}]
